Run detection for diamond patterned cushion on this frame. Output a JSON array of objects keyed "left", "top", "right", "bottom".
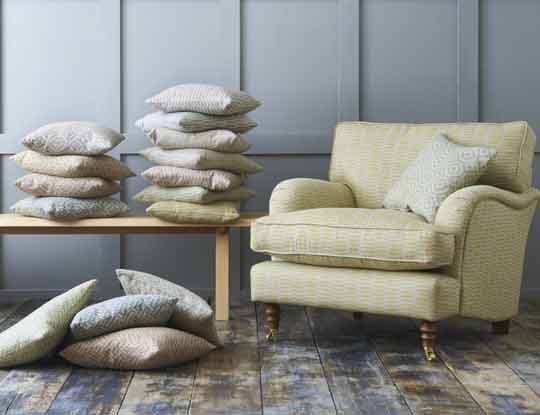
[
  {"left": 0, "top": 280, "right": 96, "bottom": 367},
  {"left": 251, "top": 208, "right": 454, "bottom": 271},
  {"left": 383, "top": 134, "right": 496, "bottom": 222},
  {"left": 116, "top": 269, "right": 222, "bottom": 346},
  {"left": 60, "top": 327, "right": 215, "bottom": 369},
  {"left": 16, "top": 174, "right": 121, "bottom": 198},
  {"left": 70, "top": 295, "right": 177, "bottom": 341}
]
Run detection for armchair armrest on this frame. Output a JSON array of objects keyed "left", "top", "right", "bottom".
[{"left": 269, "top": 178, "right": 355, "bottom": 215}]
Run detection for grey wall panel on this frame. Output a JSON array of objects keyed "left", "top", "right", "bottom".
[
  {"left": 522, "top": 155, "right": 539, "bottom": 291},
  {"left": 479, "top": 0, "right": 540, "bottom": 148},
  {"left": 360, "top": 0, "right": 458, "bottom": 122}
]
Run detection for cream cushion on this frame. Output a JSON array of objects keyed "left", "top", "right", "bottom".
[
  {"left": 383, "top": 134, "right": 496, "bottom": 222},
  {"left": 11, "top": 151, "right": 135, "bottom": 180},
  {"left": 142, "top": 166, "right": 244, "bottom": 191},
  {"left": 146, "top": 84, "right": 261, "bottom": 115},
  {"left": 147, "top": 201, "right": 240, "bottom": 224},
  {"left": 140, "top": 147, "right": 263, "bottom": 174},
  {"left": 251, "top": 208, "right": 454, "bottom": 271},
  {"left": 147, "top": 128, "right": 250, "bottom": 153},
  {"left": 0, "top": 280, "right": 96, "bottom": 367},
  {"left": 134, "top": 185, "right": 255, "bottom": 205},
  {"left": 16, "top": 174, "right": 121, "bottom": 198}
]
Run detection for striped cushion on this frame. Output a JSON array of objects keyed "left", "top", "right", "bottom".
[{"left": 251, "top": 208, "right": 454, "bottom": 271}]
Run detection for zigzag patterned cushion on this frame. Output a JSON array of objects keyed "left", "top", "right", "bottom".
[
  {"left": 116, "top": 269, "right": 222, "bottom": 346},
  {"left": 70, "top": 295, "right": 177, "bottom": 341},
  {"left": 60, "top": 327, "right": 215, "bottom": 369}
]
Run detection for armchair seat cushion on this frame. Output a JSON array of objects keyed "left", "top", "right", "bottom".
[{"left": 251, "top": 208, "right": 455, "bottom": 271}]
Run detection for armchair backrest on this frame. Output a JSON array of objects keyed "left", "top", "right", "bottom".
[{"left": 329, "top": 121, "right": 536, "bottom": 208}]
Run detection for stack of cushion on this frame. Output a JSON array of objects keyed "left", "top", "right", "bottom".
[
  {"left": 135, "top": 84, "right": 262, "bottom": 224},
  {"left": 10, "top": 122, "right": 134, "bottom": 220}
]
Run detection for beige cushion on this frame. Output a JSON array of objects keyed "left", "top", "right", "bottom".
[
  {"left": 140, "top": 147, "right": 263, "bottom": 174},
  {"left": 60, "top": 327, "right": 215, "bottom": 370},
  {"left": 330, "top": 121, "right": 537, "bottom": 208},
  {"left": 147, "top": 128, "right": 250, "bottom": 153},
  {"left": 11, "top": 197, "right": 129, "bottom": 220},
  {"left": 11, "top": 151, "right": 135, "bottom": 180},
  {"left": 134, "top": 185, "right": 255, "bottom": 205},
  {"left": 147, "top": 201, "right": 240, "bottom": 224},
  {"left": 0, "top": 280, "right": 96, "bottom": 367},
  {"left": 116, "top": 268, "right": 221, "bottom": 345},
  {"left": 16, "top": 174, "right": 121, "bottom": 198},
  {"left": 135, "top": 111, "right": 257, "bottom": 134},
  {"left": 22, "top": 121, "right": 124, "bottom": 155},
  {"left": 251, "top": 208, "right": 454, "bottom": 271},
  {"left": 142, "top": 166, "right": 244, "bottom": 191},
  {"left": 383, "top": 134, "right": 496, "bottom": 222},
  {"left": 146, "top": 83, "right": 261, "bottom": 115}
]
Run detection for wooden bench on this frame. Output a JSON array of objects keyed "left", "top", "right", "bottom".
[{"left": 0, "top": 212, "right": 266, "bottom": 321}]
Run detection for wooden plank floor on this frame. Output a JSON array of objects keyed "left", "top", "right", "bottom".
[{"left": 1, "top": 299, "right": 540, "bottom": 414}]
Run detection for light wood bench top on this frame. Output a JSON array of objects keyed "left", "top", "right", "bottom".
[{"left": 0, "top": 213, "right": 266, "bottom": 234}]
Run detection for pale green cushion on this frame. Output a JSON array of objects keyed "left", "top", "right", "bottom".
[
  {"left": 147, "top": 128, "right": 250, "bottom": 153},
  {"left": 0, "top": 280, "right": 96, "bottom": 367},
  {"left": 383, "top": 134, "right": 496, "bottom": 222},
  {"left": 134, "top": 185, "right": 255, "bottom": 205},
  {"left": 146, "top": 201, "right": 240, "bottom": 225}
]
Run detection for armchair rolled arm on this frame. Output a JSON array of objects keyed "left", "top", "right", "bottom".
[{"left": 269, "top": 178, "right": 355, "bottom": 215}]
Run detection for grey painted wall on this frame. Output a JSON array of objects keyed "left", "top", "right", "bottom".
[{"left": 0, "top": 0, "right": 538, "bottom": 300}]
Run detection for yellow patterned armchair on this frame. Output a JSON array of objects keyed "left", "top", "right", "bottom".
[{"left": 250, "top": 121, "right": 540, "bottom": 361}]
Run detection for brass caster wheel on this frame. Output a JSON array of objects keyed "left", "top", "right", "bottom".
[
  {"left": 266, "top": 329, "right": 278, "bottom": 342},
  {"left": 423, "top": 345, "right": 437, "bottom": 362}
]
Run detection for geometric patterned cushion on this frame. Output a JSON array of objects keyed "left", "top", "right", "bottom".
[
  {"left": 16, "top": 174, "right": 121, "bottom": 198},
  {"left": 0, "top": 280, "right": 96, "bottom": 367},
  {"left": 146, "top": 84, "right": 261, "bottom": 115},
  {"left": 70, "top": 295, "right": 177, "bottom": 341},
  {"left": 116, "top": 269, "right": 222, "bottom": 346},
  {"left": 59, "top": 327, "right": 215, "bottom": 369},
  {"left": 134, "top": 185, "right": 255, "bottom": 205},
  {"left": 383, "top": 134, "right": 496, "bottom": 222},
  {"left": 22, "top": 121, "right": 124, "bottom": 156},
  {"left": 147, "top": 128, "right": 250, "bottom": 153},
  {"left": 251, "top": 208, "right": 455, "bottom": 271},
  {"left": 146, "top": 201, "right": 240, "bottom": 225},
  {"left": 142, "top": 166, "right": 244, "bottom": 191}
]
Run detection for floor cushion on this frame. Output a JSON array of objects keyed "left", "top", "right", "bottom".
[{"left": 251, "top": 208, "right": 455, "bottom": 271}]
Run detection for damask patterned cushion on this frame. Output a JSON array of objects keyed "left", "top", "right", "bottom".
[
  {"left": 146, "top": 84, "right": 261, "bottom": 115},
  {"left": 11, "top": 151, "right": 135, "bottom": 180},
  {"left": 142, "top": 166, "right": 244, "bottom": 191},
  {"left": 70, "top": 295, "right": 177, "bottom": 341},
  {"left": 135, "top": 111, "right": 257, "bottom": 134},
  {"left": 116, "top": 268, "right": 222, "bottom": 345},
  {"left": 134, "top": 185, "right": 255, "bottom": 205},
  {"left": 16, "top": 174, "right": 121, "bottom": 198},
  {"left": 147, "top": 201, "right": 240, "bottom": 225},
  {"left": 11, "top": 197, "right": 129, "bottom": 220},
  {"left": 0, "top": 280, "right": 96, "bottom": 367},
  {"left": 147, "top": 128, "right": 250, "bottom": 153},
  {"left": 60, "top": 327, "right": 215, "bottom": 370},
  {"left": 140, "top": 147, "right": 263, "bottom": 175},
  {"left": 22, "top": 122, "right": 124, "bottom": 155},
  {"left": 383, "top": 134, "right": 496, "bottom": 222}
]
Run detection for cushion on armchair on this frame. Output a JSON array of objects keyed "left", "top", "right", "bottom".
[{"left": 251, "top": 208, "right": 454, "bottom": 271}]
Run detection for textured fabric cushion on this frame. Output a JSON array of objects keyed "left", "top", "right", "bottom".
[
  {"left": 70, "top": 295, "right": 177, "bottom": 341},
  {"left": 142, "top": 166, "right": 244, "bottom": 191},
  {"left": 11, "top": 151, "right": 135, "bottom": 180},
  {"left": 60, "top": 327, "right": 215, "bottom": 370},
  {"left": 251, "top": 261, "right": 459, "bottom": 321},
  {"left": 116, "top": 269, "right": 221, "bottom": 345},
  {"left": 11, "top": 197, "right": 129, "bottom": 220},
  {"left": 134, "top": 185, "right": 255, "bottom": 205},
  {"left": 140, "top": 147, "right": 262, "bottom": 174},
  {"left": 22, "top": 122, "right": 124, "bottom": 155},
  {"left": 251, "top": 208, "right": 454, "bottom": 271},
  {"left": 135, "top": 111, "right": 257, "bottom": 134},
  {"left": 330, "top": 121, "right": 537, "bottom": 208},
  {"left": 383, "top": 134, "right": 496, "bottom": 222},
  {"left": 146, "top": 84, "right": 261, "bottom": 115},
  {"left": 0, "top": 280, "right": 96, "bottom": 367},
  {"left": 147, "top": 201, "right": 240, "bottom": 224},
  {"left": 147, "top": 128, "right": 250, "bottom": 153},
  {"left": 16, "top": 174, "right": 121, "bottom": 198}
]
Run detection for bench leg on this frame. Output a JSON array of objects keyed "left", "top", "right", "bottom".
[{"left": 215, "top": 228, "right": 230, "bottom": 321}]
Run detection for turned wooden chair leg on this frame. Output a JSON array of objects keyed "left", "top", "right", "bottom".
[
  {"left": 265, "top": 303, "right": 280, "bottom": 342},
  {"left": 420, "top": 321, "right": 437, "bottom": 362},
  {"left": 492, "top": 319, "right": 510, "bottom": 335},
  {"left": 353, "top": 312, "right": 364, "bottom": 320}
]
